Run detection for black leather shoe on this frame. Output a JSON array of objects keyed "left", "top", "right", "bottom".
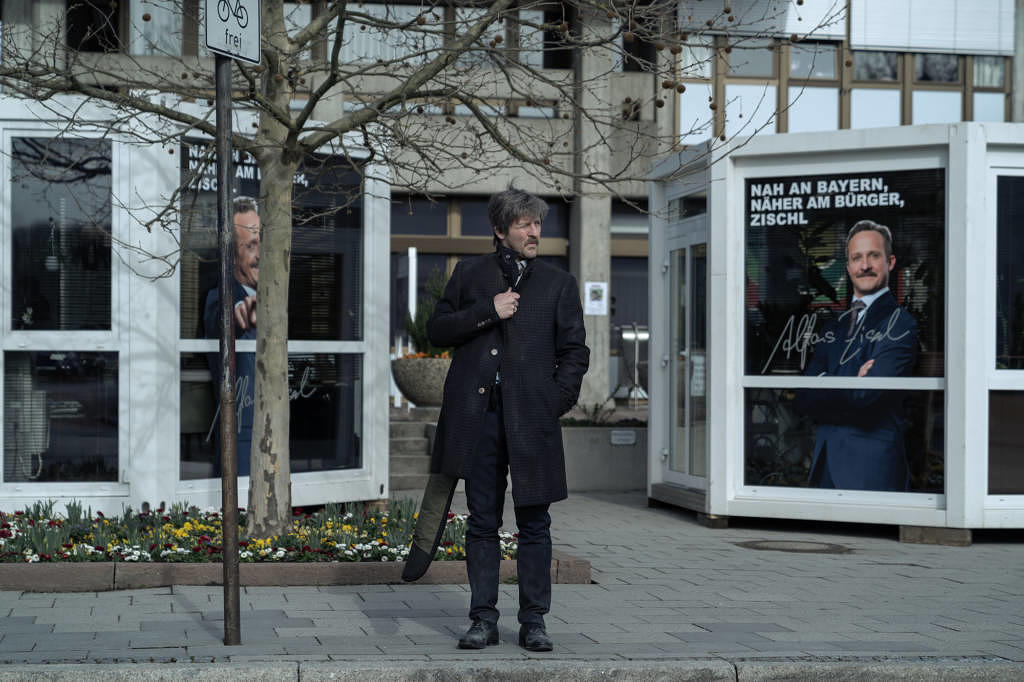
[
  {"left": 518, "top": 623, "right": 553, "bottom": 652},
  {"left": 458, "top": 620, "right": 499, "bottom": 649}
]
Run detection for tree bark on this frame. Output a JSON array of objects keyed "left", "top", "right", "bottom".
[{"left": 246, "top": 0, "right": 297, "bottom": 537}]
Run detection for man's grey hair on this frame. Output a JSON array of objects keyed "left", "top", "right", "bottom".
[
  {"left": 488, "top": 187, "right": 548, "bottom": 240},
  {"left": 233, "top": 195, "right": 259, "bottom": 216},
  {"left": 846, "top": 219, "right": 893, "bottom": 259}
]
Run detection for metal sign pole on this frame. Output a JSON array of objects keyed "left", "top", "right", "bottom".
[{"left": 215, "top": 52, "right": 242, "bottom": 647}]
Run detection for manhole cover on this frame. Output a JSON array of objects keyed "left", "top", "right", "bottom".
[{"left": 736, "top": 540, "right": 851, "bottom": 554}]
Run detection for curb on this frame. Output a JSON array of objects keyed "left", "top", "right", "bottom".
[
  {"left": 0, "top": 660, "right": 1020, "bottom": 681},
  {"left": 0, "top": 549, "right": 590, "bottom": 592}
]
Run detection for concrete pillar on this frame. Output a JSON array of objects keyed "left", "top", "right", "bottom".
[
  {"left": 570, "top": 8, "right": 613, "bottom": 408},
  {"left": 1014, "top": 0, "right": 1024, "bottom": 122}
]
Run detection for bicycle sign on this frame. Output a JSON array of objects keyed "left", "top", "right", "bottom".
[{"left": 206, "top": 0, "right": 260, "bottom": 65}]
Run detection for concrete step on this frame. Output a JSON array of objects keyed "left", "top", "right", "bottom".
[
  {"left": 389, "top": 473, "right": 431, "bottom": 491},
  {"left": 390, "top": 454, "right": 432, "bottom": 477},
  {"left": 390, "top": 436, "right": 430, "bottom": 456},
  {"left": 389, "top": 421, "right": 426, "bottom": 439}
]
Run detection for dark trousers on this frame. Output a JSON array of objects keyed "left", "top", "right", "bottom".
[{"left": 465, "top": 404, "right": 551, "bottom": 626}]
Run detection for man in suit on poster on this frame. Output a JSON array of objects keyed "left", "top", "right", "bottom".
[
  {"left": 423, "top": 187, "right": 589, "bottom": 652},
  {"left": 796, "top": 219, "right": 918, "bottom": 491},
  {"left": 204, "top": 196, "right": 260, "bottom": 477}
]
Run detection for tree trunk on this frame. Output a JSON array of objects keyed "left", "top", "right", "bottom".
[
  {"left": 246, "top": 153, "right": 297, "bottom": 537},
  {"left": 246, "top": 0, "right": 296, "bottom": 537}
]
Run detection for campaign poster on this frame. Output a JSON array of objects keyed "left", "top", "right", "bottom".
[
  {"left": 176, "top": 140, "right": 365, "bottom": 480},
  {"left": 743, "top": 168, "right": 945, "bottom": 494}
]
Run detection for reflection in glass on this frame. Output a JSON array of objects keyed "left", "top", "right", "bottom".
[
  {"left": 974, "top": 56, "right": 1005, "bottom": 88},
  {"left": 669, "top": 249, "right": 687, "bottom": 475},
  {"left": 391, "top": 196, "right": 447, "bottom": 235},
  {"left": 3, "top": 351, "right": 118, "bottom": 482},
  {"left": 180, "top": 353, "right": 362, "bottom": 480},
  {"left": 179, "top": 143, "right": 364, "bottom": 341},
  {"left": 727, "top": 40, "right": 775, "bottom": 78},
  {"left": 996, "top": 176, "right": 1024, "bottom": 368},
  {"left": 790, "top": 43, "right": 836, "bottom": 79},
  {"left": 681, "top": 44, "right": 713, "bottom": 80},
  {"left": 853, "top": 51, "right": 898, "bottom": 81},
  {"left": 914, "top": 53, "right": 958, "bottom": 83},
  {"left": 689, "top": 245, "right": 707, "bottom": 478},
  {"left": 11, "top": 137, "right": 112, "bottom": 331},
  {"left": 988, "top": 391, "right": 1024, "bottom": 494},
  {"left": 744, "top": 388, "right": 943, "bottom": 493}
]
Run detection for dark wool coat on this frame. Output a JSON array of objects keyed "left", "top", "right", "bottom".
[{"left": 426, "top": 250, "right": 590, "bottom": 506}]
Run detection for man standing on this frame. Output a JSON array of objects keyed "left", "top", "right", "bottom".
[
  {"left": 204, "top": 196, "right": 260, "bottom": 477},
  {"left": 426, "top": 187, "right": 589, "bottom": 652},
  {"left": 796, "top": 220, "right": 918, "bottom": 491}
]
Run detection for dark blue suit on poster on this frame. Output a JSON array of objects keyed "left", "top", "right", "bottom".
[
  {"left": 203, "top": 280, "right": 256, "bottom": 477},
  {"left": 795, "top": 290, "right": 918, "bottom": 491}
]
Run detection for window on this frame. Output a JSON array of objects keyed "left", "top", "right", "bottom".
[
  {"left": 790, "top": 43, "right": 837, "bottom": 80},
  {"left": 912, "top": 90, "right": 961, "bottom": 125},
  {"left": 727, "top": 39, "right": 775, "bottom": 78},
  {"left": 341, "top": 4, "right": 442, "bottom": 64},
  {"left": 11, "top": 137, "right": 112, "bottom": 331},
  {"left": 995, "top": 176, "right": 1024, "bottom": 369},
  {"left": 66, "top": 0, "right": 121, "bottom": 53},
  {"left": 974, "top": 56, "right": 1005, "bottom": 88},
  {"left": 128, "top": 0, "right": 182, "bottom": 56},
  {"left": 541, "top": 5, "right": 573, "bottom": 70},
  {"left": 914, "top": 53, "right": 958, "bottom": 83},
  {"left": 743, "top": 168, "right": 946, "bottom": 493},
  {"left": 4, "top": 135, "right": 118, "bottom": 484},
  {"left": 680, "top": 44, "right": 713, "bottom": 80},
  {"left": 391, "top": 197, "right": 447, "bottom": 236},
  {"left": 4, "top": 351, "right": 118, "bottom": 482},
  {"left": 178, "top": 140, "right": 365, "bottom": 480},
  {"left": 853, "top": 51, "right": 899, "bottom": 81}
]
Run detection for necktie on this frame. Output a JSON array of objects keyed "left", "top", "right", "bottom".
[{"left": 848, "top": 299, "right": 866, "bottom": 335}]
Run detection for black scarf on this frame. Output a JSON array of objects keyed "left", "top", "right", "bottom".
[{"left": 495, "top": 243, "right": 533, "bottom": 292}]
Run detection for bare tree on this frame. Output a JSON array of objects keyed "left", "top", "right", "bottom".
[{"left": 0, "top": 0, "right": 839, "bottom": 534}]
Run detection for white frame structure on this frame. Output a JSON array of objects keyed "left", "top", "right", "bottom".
[
  {"left": 0, "top": 96, "right": 391, "bottom": 514},
  {"left": 649, "top": 122, "right": 1024, "bottom": 529}
]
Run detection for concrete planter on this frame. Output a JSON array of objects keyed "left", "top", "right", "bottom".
[
  {"left": 391, "top": 357, "right": 451, "bottom": 407},
  {"left": 562, "top": 426, "right": 647, "bottom": 492},
  {"left": 0, "top": 549, "right": 589, "bottom": 592}
]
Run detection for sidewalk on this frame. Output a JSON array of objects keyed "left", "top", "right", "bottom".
[{"left": 0, "top": 490, "right": 1022, "bottom": 679}]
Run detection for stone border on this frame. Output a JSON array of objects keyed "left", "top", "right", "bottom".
[{"left": 0, "top": 549, "right": 590, "bottom": 592}]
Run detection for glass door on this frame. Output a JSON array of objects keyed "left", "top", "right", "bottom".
[{"left": 666, "top": 233, "right": 707, "bottom": 489}]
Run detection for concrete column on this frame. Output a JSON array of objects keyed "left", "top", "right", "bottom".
[
  {"left": 1014, "top": 0, "right": 1024, "bottom": 122},
  {"left": 570, "top": 8, "right": 613, "bottom": 408}
]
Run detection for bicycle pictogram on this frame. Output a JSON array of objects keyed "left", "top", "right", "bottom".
[{"left": 217, "top": 0, "right": 249, "bottom": 28}]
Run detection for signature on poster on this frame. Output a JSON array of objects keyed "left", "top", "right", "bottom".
[
  {"left": 204, "top": 366, "right": 318, "bottom": 442},
  {"left": 762, "top": 309, "right": 913, "bottom": 374}
]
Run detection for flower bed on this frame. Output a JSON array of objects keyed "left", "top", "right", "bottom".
[{"left": 0, "top": 498, "right": 517, "bottom": 564}]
